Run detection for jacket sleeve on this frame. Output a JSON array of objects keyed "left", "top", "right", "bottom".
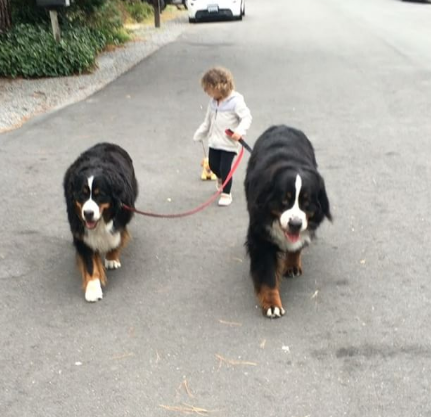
[
  {"left": 234, "top": 97, "right": 252, "bottom": 137},
  {"left": 193, "top": 103, "right": 211, "bottom": 142}
]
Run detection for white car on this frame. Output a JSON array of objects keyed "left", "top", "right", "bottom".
[{"left": 186, "top": 0, "right": 245, "bottom": 23}]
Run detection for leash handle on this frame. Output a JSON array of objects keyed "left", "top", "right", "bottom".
[
  {"left": 225, "top": 129, "right": 253, "bottom": 153},
  {"left": 122, "top": 146, "right": 245, "bottom": 219}
]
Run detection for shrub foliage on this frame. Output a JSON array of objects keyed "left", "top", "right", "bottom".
[
  {"left": 0, "top": 24, "right": 106, "bottom": 78},
  {"left": 0, "top": 0, "right": 153, "bottom": 78}
]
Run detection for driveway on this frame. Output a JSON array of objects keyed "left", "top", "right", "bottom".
[{"left": 1, "top": 0, "right": 431, "bottom": 416}]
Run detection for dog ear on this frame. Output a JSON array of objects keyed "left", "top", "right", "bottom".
[
  {"left": 111, "top": 180, "right": 125, "bottom": 214},
  {"left": 247, "top": 173, "right": 274, "bottom": 211},
  {"left": 252, "top": 162, "right": 284, "bottom": 207},
  {"left": 110, "top": 192, "right": 122, "bottom": 214},
  {"left": 318, "top": 175, "right": 332, "bottom": 222},
  {"left": 63, "top": 171, "right": 85, "bottom": 234},
  {"left": 108, "top": 171, "right": 137, "bottom": 213}
]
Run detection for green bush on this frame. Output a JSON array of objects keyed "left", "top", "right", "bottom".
[
  {"left": 107, "top": 28, "right": 131, "bottom": 44},
  {"left": 0, "top": 24, "right": 106, "bottom": 78},
  {"left": 87, "top": 0, "right": 123, "bottom": 30},
  {"left": 66, "top": 0, "right": 127, "bottom": 46},
  {"left": 1, "top": 0, "right": 143, "bottom": 78},
  {"left": 124, "top": 1, "right": 153, "bottom": 23},
  {"left": 11, "top": 0, "right": 48, "bottom": 25},
  {"left": 72, "top": 0, "right": 108, "bottom": 14}
]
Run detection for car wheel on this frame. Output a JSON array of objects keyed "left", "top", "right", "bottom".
[{"left": 189, "top": 17, "right": 196, "bottom": 23}]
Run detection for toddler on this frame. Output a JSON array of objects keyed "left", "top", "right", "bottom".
[{"left": 193, "top": 67, "right": 252, "bottom": 206}]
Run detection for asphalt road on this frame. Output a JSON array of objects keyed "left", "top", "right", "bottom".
[{"left": 1, "top": 0, "right": 431, "bottom": 416}]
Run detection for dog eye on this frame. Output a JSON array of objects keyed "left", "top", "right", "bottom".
[
  {"left": 300, "top": 193, "right": 310, "bottom": 207},
  {"left": 282, "top": 193, "right": 293, "bottom": 206},
  {"left": 281, "top": 198, "right": 292, "bottom": 208},
  {"left": 91, "top": 188, "right": 107, "bottom": 198}
]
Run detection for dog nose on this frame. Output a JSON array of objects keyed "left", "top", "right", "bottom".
[
  {"left": 288, "top": 218, "right": 302, "bottom": 233},
  {"left": 83, "top": 210, "right": 94, "bottom": 221}
]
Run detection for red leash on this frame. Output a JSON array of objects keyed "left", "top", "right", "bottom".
[{"left": 122, "top": 146, "right": 245, "bottom": 219}]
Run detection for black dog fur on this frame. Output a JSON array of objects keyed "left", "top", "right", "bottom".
[
  {"left": 244, "top": 125, "right": 331, "bottom": 318},
  {"left": 63, "top": 143, "right": 138, "bottom": 302}
]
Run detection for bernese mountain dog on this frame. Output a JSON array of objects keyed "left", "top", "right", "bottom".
[
  {"left": 244, "top": 125, "right": 332, "bottom": 318},
  {"left": 63, "top": 143, "right": 138, "bottom": 302}
]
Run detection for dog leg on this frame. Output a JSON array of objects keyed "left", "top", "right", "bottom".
[
  {"left": 248, "top": 239, "right": 285, "bottom": 318},
  {"left": 105, "top": 249, "right": 121, "bottom": 269},
  {"left": 105, "top": 229, "right": 130, "bottom": 269},
  {"left": 284, "top": 251, "right": 303, "bottom": 277},
  {"left": 75, "top": 240, "right": 106, "bottom": 302},
  {"left": 257, "top": 284, "right": 285, "bottom": 319},
  {"left": 77, "top": 254, "right": 106, "bottom": 302},
  {"left": 84, "top": 256, "right": 105, "bottom": 302}
]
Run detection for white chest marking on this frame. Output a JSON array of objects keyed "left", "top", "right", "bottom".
[{"left": 83, "top": 219, "right": 121, "bottom": 253}]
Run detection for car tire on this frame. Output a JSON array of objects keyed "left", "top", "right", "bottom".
[{"left": 189, "top": 17, "right": 196, "bottom": 23}]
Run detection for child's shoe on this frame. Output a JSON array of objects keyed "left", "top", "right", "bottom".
[{"left": 218, "top": 193, "right": 232, "bottom": 206}]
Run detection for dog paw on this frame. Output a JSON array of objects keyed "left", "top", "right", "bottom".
[
  {"left": 105, "top": 259, "right": 121, "bottom": 269},
  {"left": 258, "top": 286, "right": 285, "bottom": 319},
  {"left": 285, "top": 266, "right": 302, "bottom": 278},
  {"left": 265, "top": 306, "right": 286, "bottom": 319},
  {"left": 85, "top": 279, "right": 103, "bottom": 302}
]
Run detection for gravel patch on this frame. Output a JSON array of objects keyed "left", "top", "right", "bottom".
[{"left": 0, "top": 13, "right": 189, "bottom": 133}]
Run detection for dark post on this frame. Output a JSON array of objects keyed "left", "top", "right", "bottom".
[
  {"left": 154, "top": 0, "right": 160, "bottom": 28},
  {"left": 0, "top": 0, "right": 12, "bottom": 33}
]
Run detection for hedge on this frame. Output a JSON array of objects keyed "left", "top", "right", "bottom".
[{"left": 0, "top": 24, "right": 106, "bottom": 78}]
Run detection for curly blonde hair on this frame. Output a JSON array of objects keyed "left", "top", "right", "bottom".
[{"left": 200, "top": 67, "right": 235, "bottom": 99}]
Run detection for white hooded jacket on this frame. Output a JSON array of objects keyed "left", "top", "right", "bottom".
[{"left": 193, "top": 91, "right": 252, "bottom": 153}]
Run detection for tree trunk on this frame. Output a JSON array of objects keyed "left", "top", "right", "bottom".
[{"left": 0, "top": 0, "right": 12, "bottom": 33}]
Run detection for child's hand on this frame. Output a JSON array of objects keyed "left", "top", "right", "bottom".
[{"left": 230, "top": 131, "right": 242, "bottom": 141}]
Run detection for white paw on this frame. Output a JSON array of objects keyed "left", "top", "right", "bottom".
[
  {"left": 85, "top": 279, "right": 103, "bottom": 302},
  {"left": 265, "top": 306, "right": 286, "bottom": 319},
  {"left": 105, "top": 259, "right": 121, "bottom": 269}
]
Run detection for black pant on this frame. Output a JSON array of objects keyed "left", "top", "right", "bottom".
[{"left": 208, "top": 148, "right": 236, "bottom": 194}]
